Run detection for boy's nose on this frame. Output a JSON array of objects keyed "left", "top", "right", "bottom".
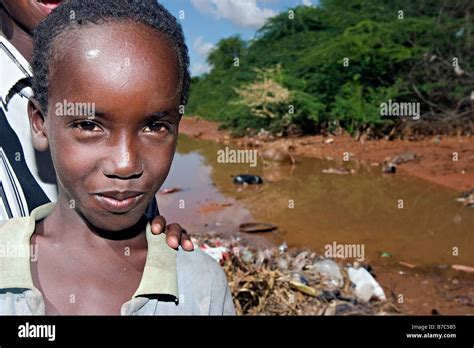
[{"left": 102, "top": 136, "right": 143, "bottom": 179}]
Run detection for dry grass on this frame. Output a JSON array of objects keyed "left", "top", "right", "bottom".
[{"left": 193, "top": 233, "right": 401, "bottom": 316}]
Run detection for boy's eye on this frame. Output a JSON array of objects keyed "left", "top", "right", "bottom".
[
  {"left": 74, "top": 120, "right": 101, "bottom": 132},
  {"left": 143, "top": 121, "right": 169, "bottom": 133}
]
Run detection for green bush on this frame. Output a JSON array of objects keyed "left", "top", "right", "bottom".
[{"left": 186, "top": 0, "right": 473, "bottom": 136}]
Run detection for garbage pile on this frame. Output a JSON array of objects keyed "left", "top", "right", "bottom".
[{"left": 192, "top": 233, "right": 400, "bottom": 316}]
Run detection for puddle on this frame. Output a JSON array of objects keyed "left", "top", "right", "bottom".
[{"left": 158, "top": 134, "right": 474, "bottom": 266}]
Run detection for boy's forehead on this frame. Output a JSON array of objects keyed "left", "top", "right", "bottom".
[{"left": 49, "top": 22, "right": 181, "bottom": 104}]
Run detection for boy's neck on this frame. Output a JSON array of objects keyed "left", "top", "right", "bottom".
[{"left": 40, "top": 194, "right": 148, "bottom": 251}]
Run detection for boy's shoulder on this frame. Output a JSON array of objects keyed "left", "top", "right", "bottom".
[
  {"left": 174, "top": 247, "right": 234, "bottom": 314},
  {"left": 175, "top": 247, "right": 230, "bottom": 295},
  {"left": 0, "top": 204, "right": 54, "bottom": 241},
  {"left": 0, "top": 215, "right": 37, "bottom": 294},
  {"left": 0, "top": 216, "right": 32, "bottom": 241},
  {"left": 176, "top": 247, "right": 227, "bottom": 280}
]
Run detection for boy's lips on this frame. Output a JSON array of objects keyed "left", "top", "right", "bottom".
[
  {"left": 35, "top": 0, "right": 62, "bottom": 15},
  {"left": 93, "top": 190, "right": 145, "bottom": 213}
]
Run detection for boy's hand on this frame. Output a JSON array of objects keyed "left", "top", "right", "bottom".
[{"left": 150, "top": 215, "right": 194, "bottom": 251}]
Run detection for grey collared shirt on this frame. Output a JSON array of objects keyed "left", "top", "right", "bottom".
[{"left": 0, "top": 203, "right": 236, "bottom": 315}]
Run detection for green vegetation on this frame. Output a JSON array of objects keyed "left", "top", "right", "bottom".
[{"left": 186, "top": 0, "right": 473, "bottom": 137}]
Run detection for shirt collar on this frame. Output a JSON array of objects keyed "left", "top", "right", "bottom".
[{"left": 0, "top": 202, "right": 179, "bottom": 300}]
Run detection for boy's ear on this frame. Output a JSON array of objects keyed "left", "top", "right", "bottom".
[{"left": 28, "top": 99, "right": 49, "bottom": 152}]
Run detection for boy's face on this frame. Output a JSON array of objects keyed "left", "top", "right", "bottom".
[
  {"left": 30, "top": 22, "right": 182, "bottom": 231},
  {"left": 2, "top": 0, "right": 61, "bottom": 30}
]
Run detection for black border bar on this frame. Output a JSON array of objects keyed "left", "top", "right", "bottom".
[{"left": 0, "top": 315, "right": 473, "bottom": 345}]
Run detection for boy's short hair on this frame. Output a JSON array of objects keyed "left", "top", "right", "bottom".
[{"left": 31, "top": 0, "right": 190, "bottom": 113}]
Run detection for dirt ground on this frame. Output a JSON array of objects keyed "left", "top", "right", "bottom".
[
  {"left": 180, "top": 116, "right": 474, "bottom": 192},
  {"left": 179, "top": 116, "right": 474, "bottom": 315},
  {"left": 370, "top": 260, "right": 474, "bottom": 315}
]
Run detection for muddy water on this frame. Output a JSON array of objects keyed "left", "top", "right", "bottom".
[{"left": 158, "top": 134, "right": 473, "bottom": 267}]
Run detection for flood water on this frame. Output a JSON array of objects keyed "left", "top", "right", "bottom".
[{"left": 158, "top": 134, "right": 473, "bottom": 266}]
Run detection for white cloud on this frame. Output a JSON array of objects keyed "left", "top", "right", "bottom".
[
  {"left": 193, "top": 36, "right": 215, "bottom": 57},
  {"left": 191, "top": 0, "right": 278, "bottom": 29},
  {"left": 302, "top": 0, "right": 314, "bottom": 6},
  {"left": 190, "top": 0, "right": 215, "bottom": 13},
  {"left": 191, "top": 62, "right": 212, "bottom": 76},
  {"left": 190, "top": 36, "right": 215, "bottom": 76}
]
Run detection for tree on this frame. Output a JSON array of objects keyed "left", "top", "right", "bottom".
[{"left": 207, "top": 36, "right": 247, "bottom": 71}]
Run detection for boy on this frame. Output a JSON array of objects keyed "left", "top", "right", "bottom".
[
  {"left": 1, "top": 0, "right": 193, "bottom": 251},
  {"left": 0, "top": 0, "right": 235, "bottom": 315}
]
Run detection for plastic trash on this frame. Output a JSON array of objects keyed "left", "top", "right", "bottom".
[
  {"left": 291, "top": 272, "right": 308, "bottom": 285},
  {"left": 456, "top": 189, "right": 474, "bottom": 207},
  {"left": 322, "top": 167, "right": 351, "bottom": 175},
  {"left": 312, "top": 259, "right": 344, "bottom": 288},
  {"left": 158, "top": 187, "right": 182, "bottom": 195},
  {"left": 347, "top": 266, "right": 386, "bottom": 303},
  {"left": 289, "top": 281, "right": 317, "bottom": 297},
  {"left": 316, "top": 290, "right": 341, "bottom": 302},
  {"left": 452, "top": 264, "right": 474, "bottom": 273},
  {"left": 293, "top": 251, "right": 311, "bottom": 270},
  {"left": 382, "top": 164, "right": 396, "bottom": 173},
  {"left": 241, "top": 249, "right": 254, "bottom": 263},
  {"left": 233, "top": 174, "right": 263, "bottom": 185},
  {"left": 278, "top": 242, "right": 288, "bottom": 253},
  {"left": 255, "top": 249, "right": 274, "bottom": 268},
  {"left": 277, "top": 257, "right": 289, "bottom": 270},
  {"left": 199, "top": 244, "right": 229, "bottom": 264}
]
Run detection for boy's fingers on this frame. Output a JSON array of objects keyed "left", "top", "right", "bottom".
[
  {"left": 152, "top": 218, "right": 193, "bottom": 251},
  {"left": 151, "top": 215, "right": 166, "bottom": 235},
  {"left": 165, "top": 223, "right": 181, "bottom": 249},
  {"left": 181, "top": 230, "right": 194, "bottom": 251}
]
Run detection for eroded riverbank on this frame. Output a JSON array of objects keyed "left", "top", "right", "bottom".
[{"left": 180, "top": 116, "right": 474, "bottom": 192}]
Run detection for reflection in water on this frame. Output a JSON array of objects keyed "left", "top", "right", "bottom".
[{"left": 158, "top": 134, "right": 473, "bottom": 266}]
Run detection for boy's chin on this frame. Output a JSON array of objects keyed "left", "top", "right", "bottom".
[{"left": 85, "top": 209, "right": 146, "bottom": 233}]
